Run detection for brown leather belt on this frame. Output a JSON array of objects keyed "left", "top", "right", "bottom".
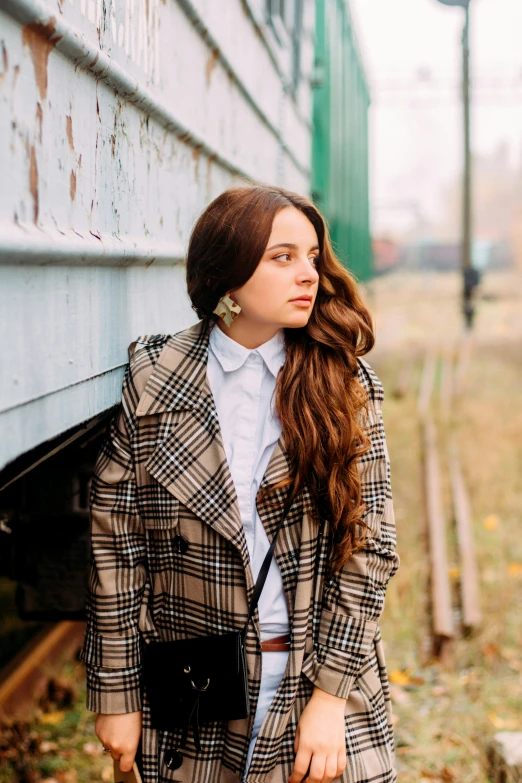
[{"left": 260, "top": 633, "right": 291, "bottom": 652}]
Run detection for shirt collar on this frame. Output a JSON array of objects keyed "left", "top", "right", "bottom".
[{"left": 209, "top": 323, "right": 286, "bottom": 377}]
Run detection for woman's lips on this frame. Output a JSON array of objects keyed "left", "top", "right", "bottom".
[{"left": 290, "top": 298, "right": 312, "bottom": 306}]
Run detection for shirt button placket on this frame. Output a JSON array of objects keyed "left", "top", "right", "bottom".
[{"left": 236, "top": 353, "right": 263, "bottom": 560}]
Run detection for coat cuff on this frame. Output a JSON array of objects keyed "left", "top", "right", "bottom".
[
  {"left": 301, "top": 609, "right": 378, "bottom": 700},
  {"left": 78, "top": 629, "right": 143, "bottom": 714}
]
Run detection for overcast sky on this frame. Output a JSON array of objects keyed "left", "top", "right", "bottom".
[{"left": 349, "top": 0, "right": 522, "bottom": 236}]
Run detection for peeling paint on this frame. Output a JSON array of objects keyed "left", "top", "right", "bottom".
[
  {"left": 21, "top": 17, "right": 60, "bottom": 101},
  {"left": 205, "top": 48, "right": 218, "bottom": 87},
  {"left": 29, "top": 145, "right": 38, "bottom": 223},
  {"left": 36, "top": 103, "right": 43, "bottom": 144},
  {"left": 70, "top": 169, "right": 76, "bottom": 201},
  {"left": 69, "top": 0, "right": 161, "bottom": 82},
  {"left": 192, "top": 145, "right": 202, "bottom": 182},
  {"left": 66, "top": 115, "right": 74, "bottom": 151}
]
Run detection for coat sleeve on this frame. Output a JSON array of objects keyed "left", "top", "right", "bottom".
[
  {"left": 301, "top": 359, "right": 400, "bottom": 700},
  {"left": 78, "top": 347, "right": 149, "bottom": 714}
]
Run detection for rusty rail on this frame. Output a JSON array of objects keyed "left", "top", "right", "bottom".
[
  {"left": 422, "top": 414, "right": 455, "bottom": 665},
  {"left": 447, "top": 436, "right": 482, "bottom": 633},
  {"left": 0, "top": 621, "right": 85, "bottom": 721},
  {"left": 417, "top": 332, "right": 480, "bottom": 664}
]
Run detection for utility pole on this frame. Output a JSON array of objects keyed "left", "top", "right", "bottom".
[{"left": 435, "top": 0, "right": 479, "bottom": 328}]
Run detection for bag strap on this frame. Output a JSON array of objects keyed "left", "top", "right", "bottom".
[{"left": 242, "top": 496, "right": 293, "bottom": 637}]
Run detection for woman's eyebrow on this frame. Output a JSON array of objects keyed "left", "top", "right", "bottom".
[{"left": 266, "top": 242, "right": 320, "bottom": 252}]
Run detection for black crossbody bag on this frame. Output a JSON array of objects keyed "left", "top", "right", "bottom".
[{"left": 141, "top": 503, "right": 291, "bottom": 757}]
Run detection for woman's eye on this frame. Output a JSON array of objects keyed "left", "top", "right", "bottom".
[{"left": 272, "top": 253, "right": 320, "bottom": 267}]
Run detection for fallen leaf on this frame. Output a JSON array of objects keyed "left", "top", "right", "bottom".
[
  {"left": 481, "top": 643, "right": 500, "bottom": 661},
  {"left": 483, "top": 514, "right": 499, "bottom": 531},
  {"left": 409, "top": 675, "right": 425, "bottom": 685},
  {"left": 488, "top": 712, "right": 520, "bottom": 730},
  {"left": 389, "top": 668, "right": 411, "bottom": 686},
  {"left": 448, "top": 566, "right": 460, "bottom": 579},
  {"left": 421, "top": 766, "right": 456, "bottom": 781},
  {"left": 508, "top": 562, "right": 522, "bottom": 578},
  {"left": 40, "top": 711, "right": 65, "bottom": 725}
]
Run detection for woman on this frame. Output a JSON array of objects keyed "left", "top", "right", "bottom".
[{"left": 79, "top": 184, "right": 400, "bottom": 783}]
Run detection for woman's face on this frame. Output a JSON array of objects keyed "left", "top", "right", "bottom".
[{"left": 229, "top": 206, "right": 320, "bottom": 330}]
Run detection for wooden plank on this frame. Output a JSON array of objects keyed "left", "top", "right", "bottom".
[
  {"left": 0, "top": 621, "right": 86, "bottom": 719},
  {"left": 448, "top": 436, "right": 482, "bottom": 632},
  {"left": 422, "top": 416, "right": 455, "bottom": 657}
]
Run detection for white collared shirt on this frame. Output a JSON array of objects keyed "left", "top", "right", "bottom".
[{"left": 207, "top": 323, "right": 290, "bottom": 641}]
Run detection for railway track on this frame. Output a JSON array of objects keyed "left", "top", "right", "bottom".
[
  {"left": 0, "top": 621, "right": 85, "bottom": 721},
  {"left": 415, "top": 336, "right": 482, "bottom": 667}
]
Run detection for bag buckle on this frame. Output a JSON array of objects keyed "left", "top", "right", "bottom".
[
  {"left": 190, "top": 678, "right": 210, "bottom": 692},
  {"left": 183, "top": 665, "right": 210, "bottom": 692}
]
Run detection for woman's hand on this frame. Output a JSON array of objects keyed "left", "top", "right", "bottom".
[
  {"left": 289, "top": 686, "right": 347, "bottom": 783},
  {"left": 95, "top": 711, "right": 142, "bottom": 773}
]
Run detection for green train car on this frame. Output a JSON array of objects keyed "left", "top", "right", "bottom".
[{"left": 312, "top": 0, "right": 372, "bottom": 282}]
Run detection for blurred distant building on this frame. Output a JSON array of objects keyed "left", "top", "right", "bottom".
[
  {"left": 402, "top": 239, "right": 513, "bottom": 272},
  {"left": 372, "top": 237, "right": 403, "bottom": 275}
]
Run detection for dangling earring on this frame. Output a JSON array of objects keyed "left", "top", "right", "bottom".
[{"left": 212, "top": 293, "right": 242, "bottom": 328}]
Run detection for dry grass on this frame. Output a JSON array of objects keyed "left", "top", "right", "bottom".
[{"left": 367, "top": 269, "right": 522, "bottom": 782}]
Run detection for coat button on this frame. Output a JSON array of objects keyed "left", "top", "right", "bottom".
[
  {"left": 165, "top": 749, "right": 183, "bottom": 770},
  {"left": 172, "top": 534, "right": 189, "bottom": 554}
]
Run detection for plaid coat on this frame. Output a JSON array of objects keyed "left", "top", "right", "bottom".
[{"left": 79, "top": 319, "right": 400, "bottom": 783}]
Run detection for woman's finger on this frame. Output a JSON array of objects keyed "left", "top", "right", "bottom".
[
  {"left": 324, "top": 753, "right": 339, "bottom": 783},
  {"left": 119, "top": 750, "right": 136, "bottom": 773},
  {"left": 288, "top": 745, "right": 312, "bottom": 783},
  {"left": 306, "top": 752, "right": 326, "bottom": 783}
]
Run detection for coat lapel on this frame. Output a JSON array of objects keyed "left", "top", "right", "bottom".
[{"left": 134, "top": 320, "right": 294, "bottom": 587}]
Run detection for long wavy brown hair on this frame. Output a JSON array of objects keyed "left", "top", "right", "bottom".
[{"left": 186, "top": 184, "right": 375, "bottom": 574}]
